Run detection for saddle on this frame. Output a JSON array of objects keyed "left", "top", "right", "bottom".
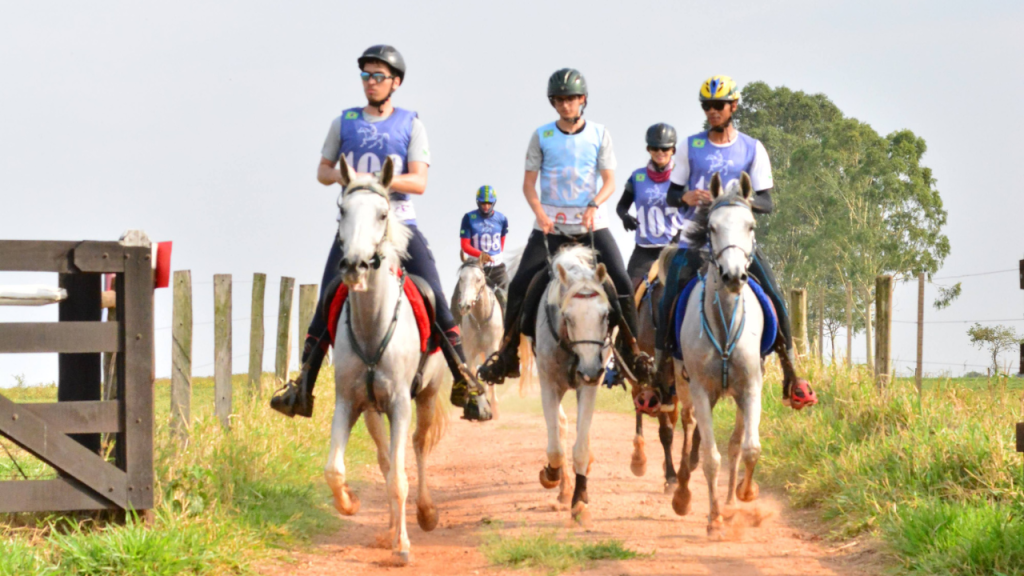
[
  {"left": 670, "top": 276, "right": 778, "bottom": 360},
  {"left": 632, "top": 259, "right": 661, "bottom": 308},
  {"left": 321, "top": 270, "right": 440, "bottom": 354}
]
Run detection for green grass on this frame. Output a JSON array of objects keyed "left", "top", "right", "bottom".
[
  {"left": 745, "top": 361, "right": 1024, "bottom": 575},
  {"left": 481, "top": 528, "right": 640, "bottom": 575},
  {"left": 0, "top": 368, "right": 376, "bottom": 575}
]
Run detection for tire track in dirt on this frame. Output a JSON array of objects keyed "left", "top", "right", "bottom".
[{"left": 258, "top": 391, "right": 880, "bottom": 576}]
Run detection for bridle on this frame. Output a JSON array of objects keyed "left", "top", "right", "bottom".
[
  {"left": 546, "top": 287, "right": 611, "bottom": 388},
  {"left": 706, "top": 199, "right": 755, "bottom": 279},
  {"left": 337, "top": 184, "right": 391, "bottom": 270},
  {"left": 460, "top": 262, "right": 497, "bottom": 326}
]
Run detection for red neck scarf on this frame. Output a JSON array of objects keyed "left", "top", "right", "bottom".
[{"left": 646, "top": 160, "right": 673, "bottom": 183}]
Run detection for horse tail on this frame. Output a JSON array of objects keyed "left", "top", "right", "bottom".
[
  {"left": 422, "top": 375, "right": 450, "bottom": 455},
  {"left": 517, "top": 337, "right": 536, "bottom": 397},
  {"left": 657, "top": 244, "right": 678, "bottom": 286}
]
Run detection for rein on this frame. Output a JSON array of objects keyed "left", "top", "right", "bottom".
[{"left": 344, "top": 261, "right": 407, "bottom": 404}]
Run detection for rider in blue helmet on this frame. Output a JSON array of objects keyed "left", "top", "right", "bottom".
[{"left": 451, "top": 185, "right": 510, "bottom": 323}]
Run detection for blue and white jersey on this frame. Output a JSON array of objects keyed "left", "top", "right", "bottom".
[
  {"left": 339, "top": 107, "right": 418, "bottom": 223},
  {"left": 630, "top": 167, "right": 683, "bottom": 247},
  {"left": 460, "top": 210, "right": 509, "bottom": 265},
  {"left": 669, "top": 130, "right": 773, "bottom": 247},
  {"left": 535, "top": 120, "right": 610, "bottom": 231}
]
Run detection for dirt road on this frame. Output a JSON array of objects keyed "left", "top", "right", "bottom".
[{"left": 258, "top": 391, "right": 878, "bottom": 576}]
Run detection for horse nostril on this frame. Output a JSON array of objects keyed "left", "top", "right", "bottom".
[{"left": 740, "top": 273, "right": 748, "bottom": 283}]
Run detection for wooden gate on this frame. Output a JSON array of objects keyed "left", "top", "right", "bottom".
[{"left": 0, "top": 238, "right": 154, "bottom": 513}]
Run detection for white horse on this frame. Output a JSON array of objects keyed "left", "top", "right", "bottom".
[
  {"left": 323, "top": 155, "right": 449, "bottom": 564},
  {"left": 524, "top": 245, "right": 613, "bottom": 521},
  {"left": 455, "top": 254, "right": 504, "bottom": 418},
  {"left": 671, "top": 172, "right": 765, "bottom": 536}
]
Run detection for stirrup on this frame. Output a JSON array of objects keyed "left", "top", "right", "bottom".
[
  {"left": 270, "top": 377, "right": 314, "bottom": 419},
  {"left": 479, "top": 349, "right": 518, "bottom": 384}
]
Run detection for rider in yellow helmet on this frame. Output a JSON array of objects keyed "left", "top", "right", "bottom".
[{"left": 654, "top": 74, "right": 818, "bottom": 410}]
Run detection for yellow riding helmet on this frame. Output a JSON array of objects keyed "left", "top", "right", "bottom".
[{"left": 699, "top": 75, "right": 740, "bottom": 101}]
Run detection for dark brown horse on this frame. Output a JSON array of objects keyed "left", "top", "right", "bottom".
[{"left": 629, "top": 261, "right": 700, "bottom": 494}]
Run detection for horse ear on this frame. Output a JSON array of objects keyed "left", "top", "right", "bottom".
[
  {"left": 460, "top": 251, "right": 466, "bottom": 263},
  {"left": 556, "top": 263, "right": 569, "bottom": 286},
  {"left": 740, "top": 172, "right": 753, "bottom": 200},
  {"left": 480, "top": 252, "right": 492, "bottom": 266},
  {"left": 710, "top": 172, "right": 722, "bottom": 199},
  {"left": 338, "top": 154, "right": 356, "bottom": 188},
  {"left": 379, "top": 157, "right": 395, "bottom": 188},
  {"left": 595, "top": 263, "right": 608, "bottom": 284}
]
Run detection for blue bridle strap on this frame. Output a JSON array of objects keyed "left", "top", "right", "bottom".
[{"left": 698, "top": 273, "right": 746, "bottom": 390}]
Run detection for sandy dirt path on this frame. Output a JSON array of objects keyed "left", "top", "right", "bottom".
[{"left": 258, "top": 391, "right": 878, "bottom": 576}]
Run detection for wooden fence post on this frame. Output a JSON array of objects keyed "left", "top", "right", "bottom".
[
  {"left": 171, "top": 270, "right": 192, "bottom": 438},
  {"left": 790, "top": 288, "right": 808, "bottom": 358},
  {"left": 863, "top": 285, "right": 874, "bottom": 370},
  {"left": 817, "top": 292, "right": 825, "bottom": 363},
  {"left": 875, "top": 274, "right": 893, "bottom": 387},
  {"left": 845, "top": 281, "right": 853, "bottom": 367},
  {"left": 214, "top": 274, "right": 232, "bottom": 430},
  {"left": 298, "top": 284, "right": 318, "bottom": 360},
  {"left": 58, "top": 273, "right": 103, "bottom": 453},
  {"left": 916, "top": 272, "right": 925, "bottom": 398},
  {"left": 275, "top": 277, "right": 295, "bottom": 384},
  {"left": 248, "top": 273, "right": 266, "bottom": 395}
]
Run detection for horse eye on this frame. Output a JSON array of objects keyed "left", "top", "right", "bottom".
[
  {"left": 339, "top": 206, "right": 346, "bottom": 217},
  {"left": 378, "top": 211, "right": 387, "bottom": 221}
]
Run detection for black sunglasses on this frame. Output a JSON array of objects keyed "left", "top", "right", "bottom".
[
  {"left": 648, "top": 146, "right": 674, "bottom": 152},
  {"left": 701, "top": 101, "right": 731, "bottom": 112},
  {"left": 360, "top": 71, "right": 395, "bottom": 83}
]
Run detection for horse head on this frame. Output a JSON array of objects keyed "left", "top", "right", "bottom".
[
  {"left": 552, "top": 248, "right": 612, "bottom": 384},
  {"left": 335, "top": 154, "right": 411, "bottom": 291},
  {"left": 457, "top": 253, "right": 490, "bottom": 316},
  {"left": 707, "top": 172, "right": 755, "bottom": 294}
]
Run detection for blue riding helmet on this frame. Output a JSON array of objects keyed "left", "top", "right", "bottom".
[{"left": 476, "top": 185, "right": 497, "bottom": 216}]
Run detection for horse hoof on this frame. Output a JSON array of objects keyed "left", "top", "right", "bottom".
[
  {"left": 672, "top": 485, "right": 691, "bottom": 516},
  {"left": 630, "top": 437, "right": 647, "bottom": 476},
  {"left": 331, "top": 485, "right": 360, "bottom": 516},
  {"left": 417, "top": 503, "right": 439, "bottom": 532},
  {"left": 393, "top": 551, "right": 411, "bottom": 565},
  {"left": 664, "top": 478, "right": 678, "bottom": 495},
  {"left": 737, "top": 479, "right": 759, "bottom": 502},
  {"left": 707, "top": 515, "right": 725, "bottom": 538},
  {"left": 571, "top": 501, "right": 590, "bottom": 525},
  {"left": 539, "top": 466, "right": 561, "bottom": 490}
]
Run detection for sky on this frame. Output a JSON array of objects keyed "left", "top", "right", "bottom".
[{"left": 2, "top": 0, "right": 1023, "bottom": 385}]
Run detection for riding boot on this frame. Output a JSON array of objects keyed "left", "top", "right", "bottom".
[
  {"left": 477, "top": 323, "right": 522, "bottom": 385},
  {"left": 270, "top": 335, "right": 327, "bottom": 418},
  {"left": 440, "top": 328, "right": 493, "bottom": 421}
]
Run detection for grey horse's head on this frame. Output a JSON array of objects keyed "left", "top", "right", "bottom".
[
  {"left": 551, "top": 246, "right": 612, "bottom": 384},
  {"left": 704, "top": 172, "right": 756, "bottom": 294},
  {"left": 335, "top": 155, "right": 411, "bottom": 291},
  {"left": 457, "top": 253, "right": 491, "bottom": 317}
]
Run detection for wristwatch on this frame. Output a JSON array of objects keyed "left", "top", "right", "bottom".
[{"left": 586, "top": 200, "right": 599, "bottom": 209}]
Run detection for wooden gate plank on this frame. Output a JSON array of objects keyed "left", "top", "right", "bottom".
[
  {"left": 0, "top": 478, "right": 113, "bottom": 513},
  {"left": 121, "top": 246, "right": 155, "bottom": 509},
  {"left": 0, "top": 393, "right": 127, "bottom": 508},
  {"left": 0, "top": 322, "right": 119, "bottom": 354},
  {"left": 0, "top": 241, "right": 76, "bottom": 272},
  {"left": 73, "top": 242, "right": 125, "bottom": 273},
  {"left": 20, "top": 401, "right": 122, "bottom": 434}
]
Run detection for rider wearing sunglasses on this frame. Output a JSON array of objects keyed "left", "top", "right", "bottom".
[
  {"left": 271, "top": 44, "right": 493, "bottom": 421},
  {"left": 477, "top": 68, "right": 653, "bottom": 388},
  {"left": 616, "top": 123, "right": 685, "bottom": 283},
  {"left": 654, "top": 75, "right": 818, "bottom": 410}
]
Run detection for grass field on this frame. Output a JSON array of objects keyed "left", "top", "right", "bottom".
[{"left": 0, "top": 369, "right": 375, "bottom": 576}]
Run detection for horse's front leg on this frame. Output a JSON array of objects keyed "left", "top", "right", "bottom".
[
  {"left": 412, "top": 385, "right": 441, "bottom": 533},
  {"left": 325, "top": 393, "right": 362, "bottom": 516},
  {"left": 659, "top": 408, "right": 678, "bottom": 494},
  {"left": 691, "top": 384, "right": 723, "bottom": 536},
  {"left": 736, "top": 386, "right": 762, "bottom": 503},
  {"left": 387, "top": 396, "right": 414, "bottom": 563},
  {"left": 571, "top": 384, "right": 598, "bottom": 522},
  {"left": 630, "top": 411, "right": 647, "bottom": 477},
  {"left": 539, "top": 383, "right": 570, "bottom": 504}
]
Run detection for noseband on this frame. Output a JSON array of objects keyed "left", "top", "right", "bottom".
[{"left": 546, "top": 288, "right": 611, "bottom": 388}]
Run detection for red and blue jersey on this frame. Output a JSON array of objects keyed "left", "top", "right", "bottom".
[{"left": 460, "top": 209, "right": 508, "bottom": 265}]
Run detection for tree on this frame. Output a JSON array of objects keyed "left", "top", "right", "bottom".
[
  {"left": 967, "top": 323, "right": 1022, "bottom": 375},
  {"left": 735, "top": 82, "right": 950, "bottom": 365}
]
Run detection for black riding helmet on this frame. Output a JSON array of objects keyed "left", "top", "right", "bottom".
[
  {"left": 645, "top": 123, "right": 677, "bottom": 149},
  {"left": 358, "top": 45, "right": 406, "bottom": 80},
  {"left": 548, "top": 68, "right": 587, "bottom": 124}
]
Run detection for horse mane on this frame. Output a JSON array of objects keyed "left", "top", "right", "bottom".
[
  {"left": 547, "top": 245, "right": 608, "bottom": 308},
  {"left": 682, "top": 180, "right": 752, "bottom": 249}
]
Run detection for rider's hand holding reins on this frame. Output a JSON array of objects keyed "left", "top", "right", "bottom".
[{"left": 683, "top": 188, "right": 713, "bottom": 207}]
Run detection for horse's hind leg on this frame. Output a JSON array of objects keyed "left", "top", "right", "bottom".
[
  {"left": 364, "top": 409, "right": 391, "bottom": 477},
  {"left": 412, "top": 388, "right": 441, "bottom": 532},
  {"left": 325, "top": 395, "right": 362, "bottom": 516},
  {"left": 487, "top": 383, "right": 499, "bottom": 420},
  {"left": 725, "top": 407, "right": 744, "bottom": 507},
  {"left": 659, "top": 409, "right": 678, "bottom": 494},
  {"left": 630, "top": 412, "right": 647, "bottom": 477}
]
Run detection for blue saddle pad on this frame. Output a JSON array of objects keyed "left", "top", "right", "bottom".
[{"left": 672, "top": 277, "right": 777, "bottom": 359}]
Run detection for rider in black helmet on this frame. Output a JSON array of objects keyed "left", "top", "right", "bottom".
[{"left": 477, "top": 68, "right": 654, "bottom": 388}]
